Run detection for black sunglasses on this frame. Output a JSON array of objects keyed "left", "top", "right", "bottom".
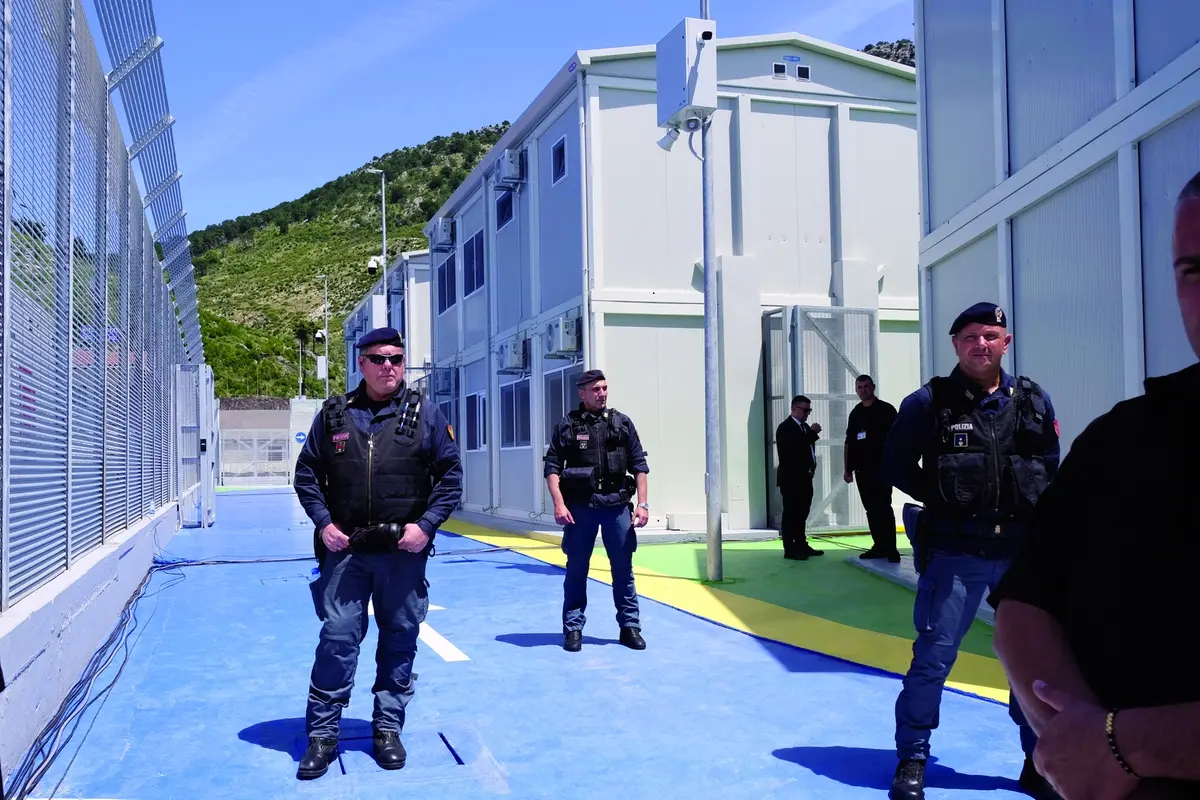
[{"left": 365, "top": 353, "right": 404, "bottom": 365}]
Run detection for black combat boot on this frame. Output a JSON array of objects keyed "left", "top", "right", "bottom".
[
  {"left": 373, "top": 729, "right": 407, "bottom": 770},
  {"left": 297, "top": 736, "right": 338, "bottom": 780},
  {"left": 890, "top": 758, "right": 925, "bottom": 800},
  {"left": 563, "top": 630, "right": 582, "bottom": 651},
  {"left": 619, "top": 627, "right": 646, "bottom": 650}
]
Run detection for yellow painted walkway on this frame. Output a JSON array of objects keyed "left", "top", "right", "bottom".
[{"left": 443, "top": 519, "right": 1011, "bottom": 703}]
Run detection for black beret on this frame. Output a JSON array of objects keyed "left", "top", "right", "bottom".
[
  {"left": 576, "top": 369, "right": 606, "bottom": 387},
  {"left": 949, "top": 302, "right": 1007, "bottom": 335},
  {"left": 356, "top": 326, "right": 404, "bottom": 349}
]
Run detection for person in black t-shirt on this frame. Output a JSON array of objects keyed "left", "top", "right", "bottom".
[
  {"left": 989, "top": 170, "right": 1200, "bottom": 800},
  {"left": 842, "top": 374, "right": 900, "bottom": 561}
]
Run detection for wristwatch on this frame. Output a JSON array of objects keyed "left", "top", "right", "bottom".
[{"left": 636, "top": 503, "right": 649, "bottom": 511}]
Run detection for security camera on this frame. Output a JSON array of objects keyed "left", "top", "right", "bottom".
[
  {"left": 699, "top": 30, "right": 713, "bottom": 42},
  {"left": 315, "top": 329, "right": 326, "bottom": 341},
  {"left": 367, "top": 256, "right": 379, "bottom": 274}
]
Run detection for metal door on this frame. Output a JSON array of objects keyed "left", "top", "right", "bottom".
[{"left": 762, "top": 306, "right": 879, "bottom": 533}]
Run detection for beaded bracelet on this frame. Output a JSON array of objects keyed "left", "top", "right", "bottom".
[{"left": 1105, "top": 710, "right": 1141, "bottom": 779}]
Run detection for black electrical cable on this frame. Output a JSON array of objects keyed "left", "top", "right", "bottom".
[{"left": 1, "top": 660, "right": 7, "bottom": 800}]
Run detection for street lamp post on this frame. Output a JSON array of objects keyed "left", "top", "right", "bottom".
[
  {"left": 317, "top": 273, "right": 330, "bottom": 398},
  {"left": 366, "top": 167, "right": 388, "bottom": 313}
]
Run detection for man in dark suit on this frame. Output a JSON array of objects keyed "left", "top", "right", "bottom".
[{"left": 775, "top": 394, "right": 825, "bottom": 560}]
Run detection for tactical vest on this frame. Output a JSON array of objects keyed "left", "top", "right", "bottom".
[
  {"left": 558, "top": 407, "right": 634, "bottom": 507},
  {"left": 320, "top": 389, "right": 431, "bottom": 532},
  {"left": 921, "top": 375, "right": 1051, "bottom": 540}
]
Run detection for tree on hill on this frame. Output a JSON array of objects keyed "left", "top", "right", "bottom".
[
  {"left": 862, "top": 39, "right": 915, "bottom": 67},
  {"left": 191, "top": 122, "right": 509, "bottom": 399}
]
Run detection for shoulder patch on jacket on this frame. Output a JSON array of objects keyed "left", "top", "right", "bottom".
[{"left": 446, "top": 423, "right": 455, "bottom": 442}]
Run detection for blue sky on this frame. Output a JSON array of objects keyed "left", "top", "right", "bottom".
[{"left": 87, "top": 0, "right": 913, "bottom": 232}]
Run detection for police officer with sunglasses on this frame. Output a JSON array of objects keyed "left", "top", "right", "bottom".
[{"left": 292, "top": 326, "right": 462, "bottom": 780}]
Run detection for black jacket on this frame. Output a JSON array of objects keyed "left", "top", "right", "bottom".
[
  {"left": 844, "top": 399, "right": 897, "bottom": 473},
  {"left": 775, "top": 416, "right": 819, "bottom": 487}
]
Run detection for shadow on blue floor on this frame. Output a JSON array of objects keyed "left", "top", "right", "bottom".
[
  {"left": 495, "top": 632, "right": 621, "bottom": 647},
  {"left": 17, "top": 490, "right": 1035, "bottom": 800},
  {"left": 773, "top": 747, "right": 1024, "bottom": 793}
]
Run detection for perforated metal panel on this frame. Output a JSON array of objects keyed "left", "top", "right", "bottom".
[{"left": 762, "top": 306, "right": 878, "bottom": 533}]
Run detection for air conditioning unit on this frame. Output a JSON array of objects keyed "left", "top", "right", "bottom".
[
  {"left": 432, "top": 369, "right": 453, "bottom": 395},
  {"left": 429, "top": 217, "right": 455, "bottom": 253},
  {"left": 544, "top": 315, "right": 580, "bottom": 357},
  {"left": 496, "top": 148, "right": 524, "bottom": 189},
  {"left": 498, "top": 336, "right": 527, "bottom": 371}
]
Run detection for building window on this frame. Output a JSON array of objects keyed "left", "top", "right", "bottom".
[
  {"left": 463, "top": 230, "right": 485, "bottom": 297},
  {"left": 437, "top": 253, "right": 456, "bottom": 314},
  {"left": 796, "top": 65, "right": 811, "bottom": 81},
  {"left": 500, "top": 378, "right": 531, "bottom": 448},
  {"left": 772, "top": 62, "right": 787, "bottom": 79},
  {"left": 465, "top": 391, "right": 487, "bottom": 451},
  {"left": 543, "top": 364, "right": 584, "bottom": 442},
  {"left": 496, "top": 190, "right": 514, "bottom": 230},
  {"left": 438, "top": 400, "right": 455, "bottom": 432},
  {"left": 551, "top": 136, "right": 567, "bottom": 185}
]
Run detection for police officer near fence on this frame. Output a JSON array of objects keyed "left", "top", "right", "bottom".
[
  {"left": 292, "top": 326, "right": 462, "bottom": 781},
  {"left": 881, "top": 303, "right": 1061, "bottom": 800},
  {"left": 544, "top": 369, "right": 650, "bottom": 653}
]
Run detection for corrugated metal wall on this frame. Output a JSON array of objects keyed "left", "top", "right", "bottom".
[{"left": 1011, "top": 160, "right": 1125, "bottom": 445}]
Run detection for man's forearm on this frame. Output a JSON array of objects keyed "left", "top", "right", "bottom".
[
  {"left": 635, "top": 473, "right": 647, "bottom": 505},
  {"left": 993, "top": 599, "right": 1099, "bottom": 735},
  {"left": 1119, "top": 702, "right": 1200, "bottom": 781},
  {"left": 547, "top": 474, "right": 566, "bottom": 507}
]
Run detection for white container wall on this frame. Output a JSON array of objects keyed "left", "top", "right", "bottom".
[
  {"left": 916, "top": 0, "right": 1200, "bottom": 455},
  {"left": 421, "top": 33, "right": 922, "bottom": 532}
]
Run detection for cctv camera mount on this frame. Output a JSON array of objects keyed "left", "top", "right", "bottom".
[{"left": 655, "top": 17, "right": 718, "bottom": 130}]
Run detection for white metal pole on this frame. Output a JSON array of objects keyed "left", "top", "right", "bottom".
[
  {"left": 701, "top": 0, "right": 722, "bottom": 582},
  {"left": 298, "top": 338, "right": 303, "bottom": 398},
  {"left": 324, "top": 275, "right": 330, "bottom": 398},
  {"left": 380, "top": 170, "right": 388, "bottom": 319}
]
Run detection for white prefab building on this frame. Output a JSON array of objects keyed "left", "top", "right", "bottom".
[
  {"left": 423, "top": 31, "right": 922, "bottom": 533},
  {"left": 342, "top": 249, "right": 433, "bottom": 391},
  {"left": 915, "top": 1, "right": 1200, "bottom": 455}
]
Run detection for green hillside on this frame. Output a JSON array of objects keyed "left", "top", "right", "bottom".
[
  {"left": 190, "top": 123, "right": 509, "bottom": 398},
  {"left": 192, "top": 40, "right": 914, "bottom": 399}
]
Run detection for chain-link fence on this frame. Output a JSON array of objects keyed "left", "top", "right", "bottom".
[{"left": 0, "top": 0, "right": 207, "bottom": 611}]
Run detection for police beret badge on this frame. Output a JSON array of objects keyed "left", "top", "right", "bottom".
[{"left": 994, "top": 306, "right": 1004, "bottom": 323}]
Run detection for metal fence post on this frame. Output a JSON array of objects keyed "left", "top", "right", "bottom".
[{"left": 0, "top": 0, "right": 10, "bottom": 613}]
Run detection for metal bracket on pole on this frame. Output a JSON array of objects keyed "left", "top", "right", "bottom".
[{"left": 127, "top": 112, "right": 175, "bottom": 160}]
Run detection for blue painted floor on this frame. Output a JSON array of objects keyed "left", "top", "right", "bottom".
[{"left": 23, "top": 489, "right": 1034, "bottom": 799}]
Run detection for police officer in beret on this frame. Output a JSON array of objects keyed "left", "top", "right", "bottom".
[
  {"left": 543, "top": 369, "right": 650, "bottom": 652},
  {"left": 881, "top": 303, "right": 1061, "bottom": 800},
  {"left": 292, "top": 326, "right": 462, "bottom": 780}
]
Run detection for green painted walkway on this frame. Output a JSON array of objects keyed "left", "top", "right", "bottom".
[{"left": 628, "top": 534, "right": 999, "bottom": 660}]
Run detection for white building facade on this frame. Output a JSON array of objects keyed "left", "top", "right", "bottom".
[
  {"left": 424, "top": 32, "right": 922, "bottom": 533},
  {"left": 342, "top": 249, "right": 434, "bottom": 392},
  {"left": 916, "top": 1, "right": 1200, "bottom": 454}
]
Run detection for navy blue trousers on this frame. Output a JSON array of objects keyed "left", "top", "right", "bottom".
[
  {"left": 306, "top": 549, "right": 429, "bottom": 738},
  {"left": 561, "top": 504, "right": 640, "bottom": 632},
  {"left": 895, "top": 549, "right": 1037, "bottom": 761}
]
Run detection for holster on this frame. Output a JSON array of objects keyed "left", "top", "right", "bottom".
[{"left": 902, "top": 503, "right": 930, "bottom": 574}]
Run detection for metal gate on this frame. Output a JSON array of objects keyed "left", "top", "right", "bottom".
[{"left": 762, "top": 306, "right": 878, "bottom": 533}]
